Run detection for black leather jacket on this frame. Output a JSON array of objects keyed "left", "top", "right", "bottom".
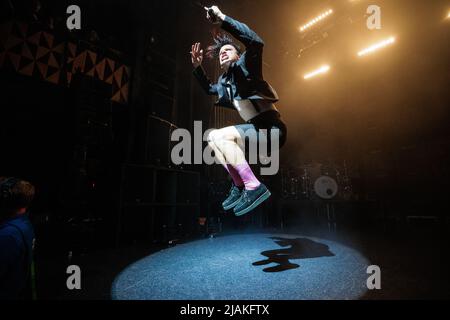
[{"left": 193, "top": 15, "right": 279, "bottom": 110}]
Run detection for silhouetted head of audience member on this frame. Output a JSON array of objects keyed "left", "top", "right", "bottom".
[{"left": 0, "top": 177, "right": 35, "bottom": 223}]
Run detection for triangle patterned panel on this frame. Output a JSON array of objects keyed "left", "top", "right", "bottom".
[
  {"left": 66, "top": 43, "right": 78, "bottom": 67},
  {"left": 86, "top": 67, "right": 95, "bottom": 77},
  {"left": 0, "top": 20, "right": 130, "bottom": 103},
  {"left": 52, "top": 43, "right": 64, "bottom": 54},
  {"left": 26, "top": 42, "right": 38, "bottom": 59},
  {"left": 52, "top": 50, "right": 63, "bottom": 66},
  {"left": 46, "top": 65, "right": 59, "bottom": 77},
  {"left": 106, "top": 58, "right": 115, "bottom": 72},
  {"left": 114, "top": 65, "right": 123, "bottom": 87},
  {"left": 7, "top": 52, "right": 21, "bottom": 71},
  {"left": 39, "top": 31, "right": 53, "bottom": 48},
  {"left": 18, "top": 61, "right": 35, "bottom": 77},
  {"left": 36, "top": 46, "right": 50, "bottom": 60},
  {"left": 32, "top": 63, "right": 43, "bottom": 79},
  {"left": 48, "top": 52, "right": 59, "bottom": 68},
  {"left": 67, "top": 56, "right": 75, "bottom": 64},
  {"left": 66, "top": 59, "right": 74, "bottom": 73},
  {"left": 67, "top": 42, "right": 77, "bottom": 58},
  {"left": 104, "top": 58, "right": 115, "bottom": 84},
  {"left": 95, "top": 58, "right": 106, "bottom": 80},
  {"left": 27, "top": 32, "right": 42, "bottom": 46},
  {"left": 120, "top": 83, "right": 129, "bottom": 104},
  {"left": 21, "top": 42, "right": 34, "bottom": 60},
  {"left": 72, "top": 51, "right": 86, "bottom": 73},
  {"left": 46, "top": 70, "right": 60, "bottom": 84},
  {"left": 122, "top": 66, "right": 130, "bottom": 85},
  {"left": 105, "top": 74, "right": 114, "bottom": 85},
  {"left": 84, "top": 50, "right": 97, "bottom": 76},
  {"left": 112, "top": 75, "right": 119, "bottom": 92},
  {"left": 18, "top": 55, "right": 33, "bottom": 71},
  {"left": 87, "top": 50, "right": 97, "bottom": 63},
  {"left": 111, "top": 90, "right": 122, "bottom": 103},
  {"left": 36, "top": 61, "right": 49, "bottom": 78}
]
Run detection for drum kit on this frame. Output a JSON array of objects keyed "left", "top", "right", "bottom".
[{"left": 281, "top": 160, "right": 354, "bottom": 201}]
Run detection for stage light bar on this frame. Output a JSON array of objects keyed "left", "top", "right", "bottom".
[
  {"left": 357, "top": 37, "right": 396, "bottom": 57},
  {"left": 304, "top": 65, "right": 330, "bottom": 80},
  {"left": 300, "top": 9, "right": 333, "bottom": 32}
]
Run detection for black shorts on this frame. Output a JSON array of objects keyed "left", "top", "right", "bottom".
[{"left": 234, "top": 110, "right": 287, "bottom": 152}]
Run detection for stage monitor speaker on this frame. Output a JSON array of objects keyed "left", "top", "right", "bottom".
[
  {"left": 145, "top": 114, "right": 176, "bottom": 167},
  {"left": 144, "top": 89, "right": 174, "bottom": 122}
]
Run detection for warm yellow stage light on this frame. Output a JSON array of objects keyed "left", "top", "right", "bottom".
[
  {"left": 358, "top": 37, "right": 396, "bottom": 57},
  {"left": 300, "top": 9, "right": 333, "bottom": 32},
  {"left": 304, "top": 65, "right": 330, "bottom": 80}
]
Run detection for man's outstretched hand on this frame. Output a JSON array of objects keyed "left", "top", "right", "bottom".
[
  {"left": 204, "top": 6, "right": 226, "bottom": 24},
  {"left": 191, "top": 42, "right": 203, "bottom": 68}
]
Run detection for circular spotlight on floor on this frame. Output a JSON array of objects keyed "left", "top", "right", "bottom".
[{"left": 112, "top": 233, "right": 370, "bottom": 300}]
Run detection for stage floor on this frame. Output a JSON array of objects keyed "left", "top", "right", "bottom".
[{"left": 112, "top": 233, "right": 370, "bottom": 300}]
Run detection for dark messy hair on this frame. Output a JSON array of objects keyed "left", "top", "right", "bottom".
[{"left": 206, "top": 33, "right": 242, "bottom": 59}]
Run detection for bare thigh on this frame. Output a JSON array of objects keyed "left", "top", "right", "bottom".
[{"left": 209, "top": 126, "right": 245, "bottom": 148}]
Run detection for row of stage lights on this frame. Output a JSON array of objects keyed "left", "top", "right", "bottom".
[
  {"left": 301, "top": 8, "right": 450, "bottom": 80},
  {"left": 300, "top": 9, "right": 333, "bottom": 32},
  {"left": 300, "top": 8, "right": 397, "bottom": 80},
  {"left": 303, "top": 36, "right": 396, "bottom": 80}
]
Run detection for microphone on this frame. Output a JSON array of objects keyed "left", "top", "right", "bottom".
[{"left": 205, "top": 6, "right": 218, "bottom": 23}]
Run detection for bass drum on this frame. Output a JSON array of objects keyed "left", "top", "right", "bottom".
[{"left": 314, "top": 176, "right": 338, "bottom": 200}]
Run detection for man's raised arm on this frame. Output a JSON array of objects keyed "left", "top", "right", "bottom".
[
  {"left": 191, "top": 42, "right": 219, "bottom": 96},
  {"left": 207, "top": 6, "right": 265, "bottom": 48}
]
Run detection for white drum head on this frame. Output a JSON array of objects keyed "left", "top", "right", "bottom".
[{"left": 314, "top": 176, "right": 338, "bottom": 199}]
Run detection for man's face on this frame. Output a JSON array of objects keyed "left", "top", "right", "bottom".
[{"left": 219, "top": 44, "right": 240, "bottom": 68}]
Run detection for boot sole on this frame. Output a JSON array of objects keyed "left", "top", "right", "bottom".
[{"left": 234, "top": 190, "right": 271, "bottom": 217}]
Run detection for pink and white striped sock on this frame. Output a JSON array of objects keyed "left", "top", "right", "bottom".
[{"left": 234, "top": 163, "right": 261, "bottom": 191}]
